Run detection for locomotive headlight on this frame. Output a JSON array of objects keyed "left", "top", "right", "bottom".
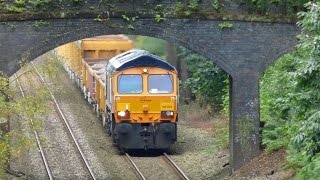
[
  {"left": 117, "top": 110, "right": 130, "bottom": 118},
  {"left": 118, "top": 111, "right": 126, "bottom": 117},
  {"left": 166, "top": 111, "right": 173, "bottom": 116},
  {"left": 142, "top": 68, "right": 148, "bottom": 73},
  {"left": 161, "top": 111, "right": 174, "bottom": 118}
]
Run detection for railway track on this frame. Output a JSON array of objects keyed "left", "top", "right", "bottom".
[
  {"left": 125, "top": 152, "right": 189, "bottom": 180},
  {"left": 14, "top": 61, "right": 97, "bottom": 179},
  {"left": 125, "top": 153, "right": 147, "bottom": 180},
  {"left": 30, "top": 61, "right": 96, "bottom": 180},
  {"left": 15, "top": 73, "right": 54, "bottom": 180},
  {"left": 163, "top": 153, "right": 189, "bottom": 180}
]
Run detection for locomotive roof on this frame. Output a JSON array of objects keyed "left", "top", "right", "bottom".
[{"left": 106, "top": 49, "right": 176, "bottom": 75}]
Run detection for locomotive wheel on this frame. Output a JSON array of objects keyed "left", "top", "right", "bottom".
[
  {"left": 110, "top": 115, "right": 116, "bottom": 143},
  {"left": 105, "top": 113, "right": 113, "bottom": 137},
  {"left": 105, "top": 116, "right": 111, "bottom": 136}
]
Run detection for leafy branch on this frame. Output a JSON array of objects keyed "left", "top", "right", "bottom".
[
  {"left": 154, "top": 14, "right": 165, "bottom": 23},
  {"left": 122, "top": 14, "right": 139, "bottom": 30}
]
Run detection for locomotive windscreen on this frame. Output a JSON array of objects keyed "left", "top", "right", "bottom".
[
  {"left": 148, "top": 75, "right": 173, "bottom": 93},
  {"left": 117, "top": 75, "right": 143, "bottom": 94}
]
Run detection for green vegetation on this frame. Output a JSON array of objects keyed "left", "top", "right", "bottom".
[
  {"left": 0, "top": 55, "right": 61, "bottom": 177},
  {"left": 174, "top": 2, "right": 320, "bottom": 178},
  {"left": 121, "top": 15, "right": 139, "bottom": 30},
  {"left": 7, "top": 24, "right": 16, "bottom": 30},
  {"left": 5, "top": 6, "right": 25, "bottom": 13},
  {"left": 72, "top": 0, "right": 83, "bottom": 5},
  {"left": 244, "top": 0, "right": 309, "bottom": 14},
  {"left": 0, "top": 0, "right": 318, "bottom": 177},
  {"left": 132, "top": 35, "right": 228, "bottom": 115},
  {"left": 211, "top": 116, "right": 229, "bottom": 150},
  {"left": 0, "top": 0, "right": 307, "bottom": 24},
  {"left": 30, "top": 0, "right": 52, "bottom": 10},
  {"left": 0, "top": 75, "right": 10, "bottom": 177},
  {"left": 14, "top": 0, "right": 27, "bottom": 7},
  {"left": 188, "top": 0, "right": 200, "bottom": 11},
  {"left": 178, "top": 46, "right": 228, "bottom": 111},
  {"left": 1, "top": 0, "right": 53, "bottom": 12},
  {"left": 131, "top": 36, "right": 167, "bottom": 59},
  {"left": 174, "top": 0, "right": 201, "bottom": 17},
  {"left": 218, "top": 21, "right": 233, "bottom": 29},
  {"left": 94, "top": 15, "right": 104, "bottom": 22},
  {"left": 132, "top": 36, "right": 229, "bottom": 149},
  {"left": 154, "top": 14, "right": 165, "bottom": 23},
  {"left": 176, "top": 46, "right": 229, "bottom": 153},
  {"left": 172, "top": 0, "right": 306, "bottom": 18},
  {"left": 179, "top": 101, "right": 229, "bottom": 155},
  {"left": 260, "top": 2, "right": 320, "bottom": 178},
  {"left": 32, "top": 20, "right": 50, "bottom": 28},
  {"left": 211, "top": 0, "right": 221, "bottom": 10}
]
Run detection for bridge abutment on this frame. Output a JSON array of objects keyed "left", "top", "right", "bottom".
[{"left": 229, "top": 71, "right": 261, "bottom": 172}]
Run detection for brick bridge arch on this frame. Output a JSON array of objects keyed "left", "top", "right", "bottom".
[{"left": 0, "top": 17, "right": 298, "bottom": 172}]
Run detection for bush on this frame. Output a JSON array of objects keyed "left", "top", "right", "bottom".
[
  {"left": 260, "top": 2, "right": 320, "bottom": 178},
  {"left": 177, "top": 47, "right": 228, "bottom": 110}
]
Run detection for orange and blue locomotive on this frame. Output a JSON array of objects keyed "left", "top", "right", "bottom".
[{"left": 105, "top": 49, "right": 178, "bottom": 150}]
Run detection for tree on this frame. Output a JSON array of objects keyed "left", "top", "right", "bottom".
[
  {"left": 177, "top": 47, "right": 228, "bottom": 110},
  {"left": 260, "top": 2, "right": 320, "bottom": 178},
  {"left": 0, "top": 54, "right": 59, "bottom": 177}
]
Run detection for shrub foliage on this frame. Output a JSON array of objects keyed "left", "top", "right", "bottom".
[{"left": 260, "top": 2, "right": 320, "bottom": 178}]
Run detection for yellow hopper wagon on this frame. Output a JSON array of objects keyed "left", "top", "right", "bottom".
[{"left": 80, "top": 35, "right": 133, "bottom": 103}]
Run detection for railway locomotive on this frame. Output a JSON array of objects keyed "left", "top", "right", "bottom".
[{"left": 55, "top": 35, "right": 179, "bottom": 150}]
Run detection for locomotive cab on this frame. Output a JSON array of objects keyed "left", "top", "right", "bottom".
[{"left": 105, "top": 49, "right": 178, "bottom": 150}]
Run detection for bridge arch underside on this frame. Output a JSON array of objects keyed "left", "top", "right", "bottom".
[{"left": 0, "top": 18, "right": 298, "bottom": 171}]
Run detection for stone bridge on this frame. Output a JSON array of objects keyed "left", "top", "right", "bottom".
[{"left": 0, "top": 0, "right": 299, "bottom": 172}]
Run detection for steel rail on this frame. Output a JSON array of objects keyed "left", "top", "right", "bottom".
[
  {"left": 125, "top": 153, "right": 147, "bottom": 180},
  {"left": 163, "top": 153, "right": 189, "bottom": 180},
  {"left": 30, "top": 62, "right": 96, "bottom": 180},
  {"left": 14, "top": 73, "right": 54, "bottom": 180}
]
